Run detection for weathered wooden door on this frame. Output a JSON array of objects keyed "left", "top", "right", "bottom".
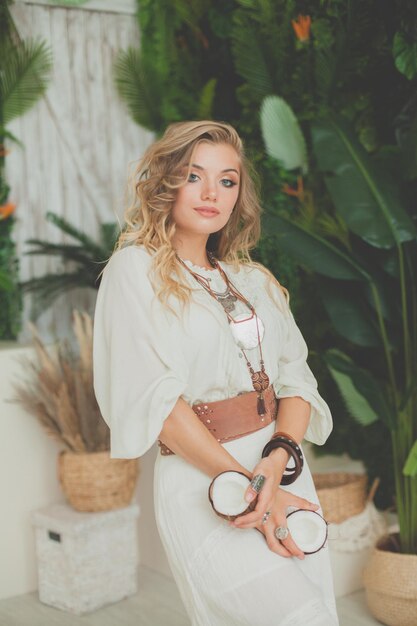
[{"left": 7, "top": 0, "right": 153, "bottom": 343}]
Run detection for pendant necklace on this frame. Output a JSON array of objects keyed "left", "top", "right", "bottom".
[
  {"left": 176, "top": 252, "right": 270, "bottom": 416},
  {"left": 210, "top": 285, "right": 238, "bottom": 313}
]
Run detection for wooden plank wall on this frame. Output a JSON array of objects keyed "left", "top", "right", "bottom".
[{"left": 6, "top": 1, "right": 154, "bottom": 345}]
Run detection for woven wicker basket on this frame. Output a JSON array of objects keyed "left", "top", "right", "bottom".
[
  {"left": 58, "top": 450, "right": 139, "bottom": 512},
  {"left": 313, "top": 472, "right": 368, "bottom": 524},
  {"left": 363, "top": 534, "right": 417, "bottom": 626}
]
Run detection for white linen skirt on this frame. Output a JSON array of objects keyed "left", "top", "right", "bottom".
[{"left": 154, "top": 421, "right": 339, "bottom": 626}]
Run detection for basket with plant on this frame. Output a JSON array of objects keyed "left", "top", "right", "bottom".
[{"left": 12, "top": 309, "right": 139, "bottom": 512}]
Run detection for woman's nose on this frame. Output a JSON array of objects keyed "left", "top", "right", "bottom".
[{"left": 201, "top": 183, "right": 217, "bottom": 201}]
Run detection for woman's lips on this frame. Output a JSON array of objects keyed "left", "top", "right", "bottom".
[{"left": 193, "top": 207, "right": 220, "bottom": 217}]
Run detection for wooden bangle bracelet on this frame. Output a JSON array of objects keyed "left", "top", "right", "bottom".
[{"left": 261, "top": 434, "right": 304, "bottom": 485}]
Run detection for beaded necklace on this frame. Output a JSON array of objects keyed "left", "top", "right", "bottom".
[{"left": 177, "top": 252, "right": 270, "bottom": 416}]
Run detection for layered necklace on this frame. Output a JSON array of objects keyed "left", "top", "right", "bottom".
[{"left": 176, "top": 251, "right": 270, "bottom": 417}]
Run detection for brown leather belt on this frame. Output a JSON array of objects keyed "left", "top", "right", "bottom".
[{"left": 158, "top": 384, "right": 279, "bottom": 456}]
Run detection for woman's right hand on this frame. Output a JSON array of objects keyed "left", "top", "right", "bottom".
[{"left": 235, "top": 487, "right": 320, "bottom": 560}]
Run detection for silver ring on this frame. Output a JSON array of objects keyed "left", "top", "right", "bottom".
[
  {"left": 262, "top": 510, "right": 271, "bottom": 524},
  {"left": 274, "top": 526, "right": 289, "bottom": 541},
  {"left": 250, "top": 474, "right": 266, "bottom": 493}
]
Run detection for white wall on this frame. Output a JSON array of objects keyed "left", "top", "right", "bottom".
[{"left": 0, "top": 342, "right": 171, "bottom": 601}]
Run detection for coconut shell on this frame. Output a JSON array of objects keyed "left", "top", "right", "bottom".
[
  {"left": 208, "top": 470, "right": 258, "bottom": 521},
  {"left": 286, "top": 509, "right": 328, "bottom": 555}
]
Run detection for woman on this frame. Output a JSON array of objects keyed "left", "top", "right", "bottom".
[{"left": 93, "top": 120, "right": 339, "bottom": 625}]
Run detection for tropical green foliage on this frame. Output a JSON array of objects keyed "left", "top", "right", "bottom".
[
  {"left": 0, "top": 214, "right": 21, "bottom": 338},
  {"left": 114, "top": 0, "right": 241, "bottom": 135},
  {"left": 0, "top": 0, "right": 53, "bottom": 340},
  {"left": 1, "top": 39, "right": 52, "bottom": 125},
  {"left": 261, "top": 97, "right": 417, "bottom": 553},
  {"left": 21, "top": 212, "right": 119, "bottom": 320}
]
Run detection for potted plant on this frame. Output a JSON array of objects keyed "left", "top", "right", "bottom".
[
  {"left": 261, "top": 97, "right": 417, "bottom": 624},
  {"left": 12, "top": 309, "right": 139, "bottom": 512}
]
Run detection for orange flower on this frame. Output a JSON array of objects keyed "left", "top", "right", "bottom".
[
  {"left": 291, "top": 15, "right": 311, "bottom": 42},
  {"left": 282, "top": 176, "right": 304, "bottom": 200},
  {"left": 0, "top": 202, "right": 17, "bottom": 220}
]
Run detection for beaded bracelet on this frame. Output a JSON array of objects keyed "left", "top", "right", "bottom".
[{"left": 261, "top": 432, "right": 304, "bottom": 485}]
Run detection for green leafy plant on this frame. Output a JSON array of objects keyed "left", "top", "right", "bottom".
[
  {"left": 262, "top": 104, "right": 417, "bottom": 554},
  {"left": 0, "top": 0, "right": 52, "bottom": 339},
  {"left": 21, "top": 212, "right": 119, "bottom": 320},
  {"left": 113, "top": 0, "right": 240, "bottom": 135}
]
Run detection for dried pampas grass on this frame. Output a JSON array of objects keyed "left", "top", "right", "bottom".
[{"left": 12, "top": 310, "right": 109, "bottom": 453}]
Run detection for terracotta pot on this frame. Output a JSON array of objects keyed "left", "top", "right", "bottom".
[
  {"left": 363, "top": 533, "right": 417, "bottom": 626},
  {"left": 58, "top": 450, "right": 140, "bottom": 512}
]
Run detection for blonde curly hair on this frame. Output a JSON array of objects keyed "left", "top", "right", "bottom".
[{"left": 112, "top": 120, "right": 288, "bottom": 312}]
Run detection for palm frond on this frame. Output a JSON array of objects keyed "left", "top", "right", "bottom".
[
  {"left": 45, "top": 212, "right": 107, "bottom": 259},
  {"left": 22, "top": 269, "right": 99, "bottom": 296},
  {"left": 1, "top": 38, "right": 53, "bottom": 124},
  {"left": 231, "top": 13, "right": 273, "bottom": 99},
  {"left": 113, "top": 46, "right": 163, "bottom": 132},
  {"left": 172, "top": 0, "right": 209, "bottom": 28},
  {"left": 24, "top": 241, "right": 100, "bottom": 264},
  {"left": 21, "top": 270, "right": 99, "bottom": 321},
  {"left": 99, "top": 222, "right": 120, "bottom": 256},
  {"left": 0, "top": 125, "right": 24, "bottom": 147}
]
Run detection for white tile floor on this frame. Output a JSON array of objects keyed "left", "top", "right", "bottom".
[{"left": 0, "top": 565, "right": 382, "bottom": 626}]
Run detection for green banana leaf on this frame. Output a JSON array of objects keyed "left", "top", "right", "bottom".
[
  {"left": 403, "top": 440, "right": 417, "bottom": 477},
  {"left": 312, "top": 117, "right": 416, "bottom": 249},
  {"left": 320, "top": 281, "right": 381, "bottom": 347},
  {"left": 324, "top": 349, "right": 395, "bottom": 429},
  {"left": 260, "top": 95, "right": 308, "bottom": 173},
  {"left": 393, "top": 32, "right": 417, "bottom": 81},
  {"left": 263, "top": 213, "right": 368, "bottom": 281},
  {"left": 327, "top": 367, "right": 379, "bottom": 427}
]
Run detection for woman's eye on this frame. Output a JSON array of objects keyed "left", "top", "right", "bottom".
[
  {"left": 188, "top": 172, "right": 199, "bottom": 182},
  {"left": 221, "top": 178, "right": 237, "bottom": 188}
]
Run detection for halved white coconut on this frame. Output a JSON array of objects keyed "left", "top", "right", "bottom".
[
  {"left": 208, "top": 470, "right": 257, "bottom": 521},
  {"left": 286, "top": 509, "right": 328, "bottom": 555}
]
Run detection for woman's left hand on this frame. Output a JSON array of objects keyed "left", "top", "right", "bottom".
[
  {"left": 229, "top": 456, "right": 318, "bottom": 534},
  {"left": 233, "top": 456, "right": 283, "bottom": 523}
]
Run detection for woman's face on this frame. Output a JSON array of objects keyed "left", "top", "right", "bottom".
[{"left": 171, "top": 141, "right": 240, "bottom": 238}]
